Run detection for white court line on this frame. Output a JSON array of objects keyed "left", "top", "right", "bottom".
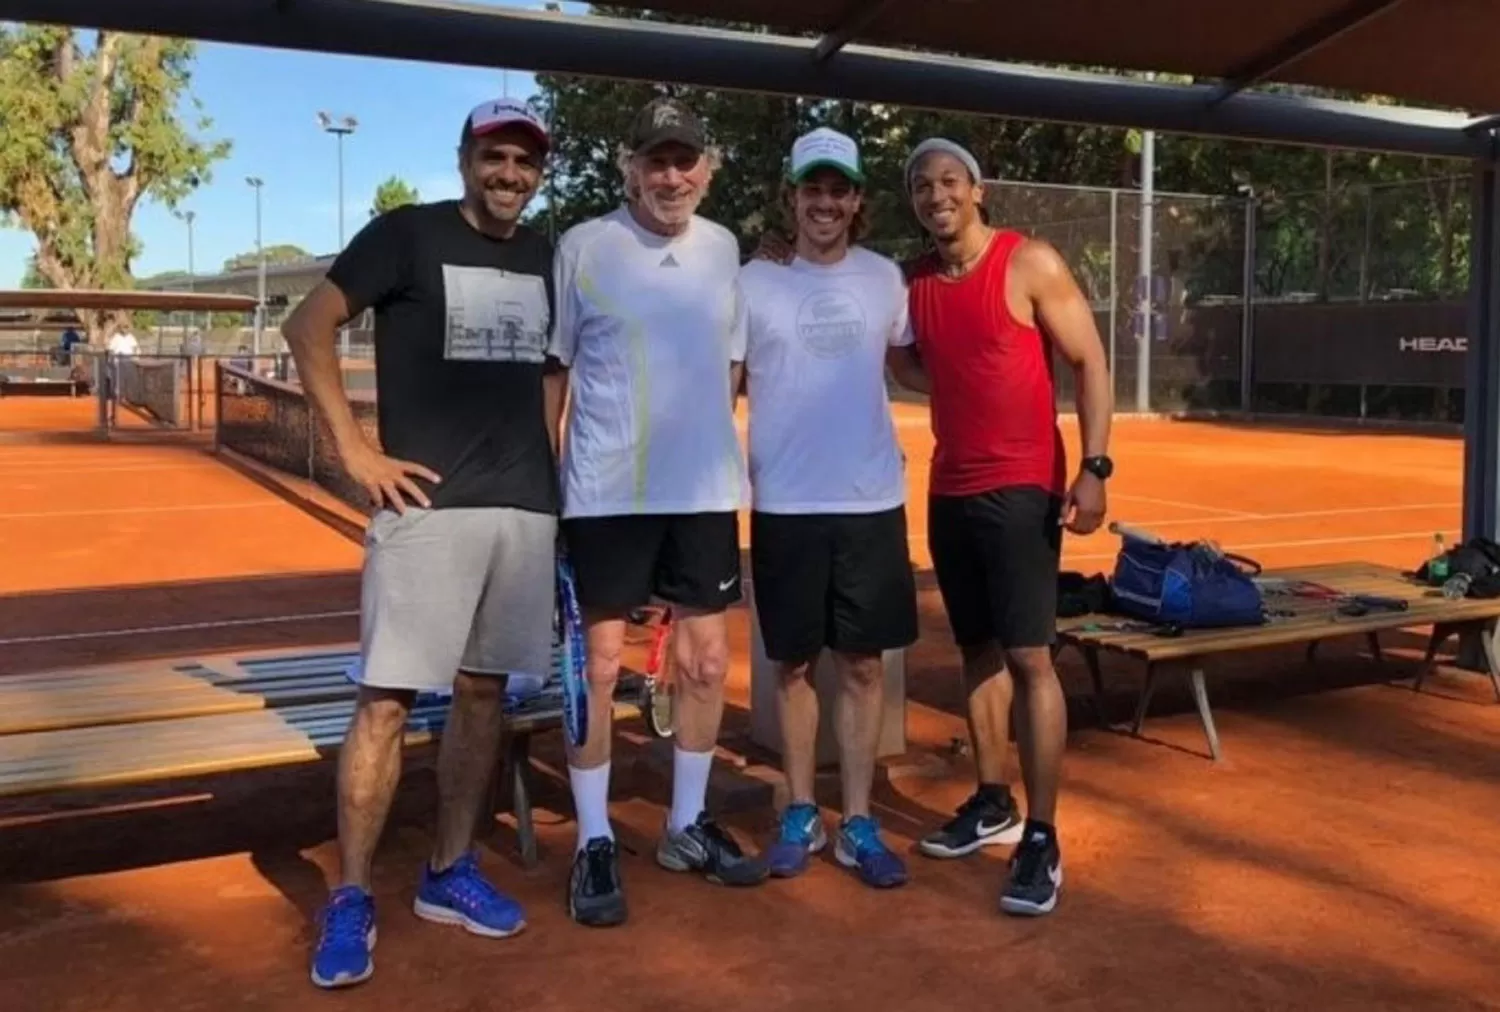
[
  {"left": 0, "top": 610, "right": 360, "bottom": 647},
  {"left": 1064, "top": 529, "right": 1447, "bottom": 563},
  {"left": 1110, "top": 493, "right": 1257, "bottom": 518},
  {"left": 0, "top": 501, "right": 280, "bottom": 520},
  {"left": 1119, "top": 501, "right": 1456, "bottom": 528}
]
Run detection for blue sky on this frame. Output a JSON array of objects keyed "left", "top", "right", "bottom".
[{"left": 0, "top": 1, "right": 587, "bottom": 286}]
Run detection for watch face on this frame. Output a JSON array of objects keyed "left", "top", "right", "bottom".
[{"left": 1087, "top": 456, "right": 1113, "bottom": 479}]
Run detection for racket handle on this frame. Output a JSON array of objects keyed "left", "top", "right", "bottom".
[{"left": 1109, "top": 521, "right": 1167, "bottom": 545}]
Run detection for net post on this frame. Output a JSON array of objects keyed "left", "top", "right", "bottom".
[
  {"left": 1460, "top": 153, "right": 1500, "bottom": 669},
  {"left": 1239, "top": 195, "right": 1257, "bottom": 413}
]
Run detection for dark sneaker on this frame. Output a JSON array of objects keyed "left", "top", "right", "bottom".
[
  {"left": 656, "top": 812, "right": 769, "bottom": 887},
  {"left": 999, "top": 824, "right": 1062, "bottom": 916},
  {"left": 310, "top": 885, "right": 375, "bottom": 990},
  {"left": 834, "top": 815, "right": 908, "bottom": 889},
  {"left": 765, "top": 802, "right": 827, "bottom": 878},
  {"left": 568, "top": 836, "right": 628, "bottom": 927},
  {"left": 918, "top": 786, "right": 1024, "bottom": 859}
]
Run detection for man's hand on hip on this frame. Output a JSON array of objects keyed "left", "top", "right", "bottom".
[{"left": 343, "top": 440, "right": 441, "bottom": 513}]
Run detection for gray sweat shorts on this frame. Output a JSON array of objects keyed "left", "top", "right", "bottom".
[{"left": 355, "top": 506, "right": 557, "bottom": 694}]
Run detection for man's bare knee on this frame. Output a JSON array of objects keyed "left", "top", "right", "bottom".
[
  {"left": 453, "top": 671, "right": 506, "bottom": 708},
  {"left": 353, "top": 687, "right": 414, "bottom": 740},
  {"left": 679, "top": 639, "right": 729, "bottom": 696},
  {"left": 960, "top": 641, "right": 1005, "bottom": 686},
  {"left": 585, "top": 642, "right": 622, "bottom": 694},
  {"left": 1003, "top": 647, "right": 1057, "bottom": 685},
  {"left": 837, "top": 652, "right": 883, "bottom": 690}
]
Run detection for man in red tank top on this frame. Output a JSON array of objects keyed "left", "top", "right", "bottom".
[{"left": 888, "top": 138, "right": 1114, "bottom": 918}]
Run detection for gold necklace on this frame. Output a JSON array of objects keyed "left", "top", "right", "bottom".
[{"left": 940, "top": 230, "right": 995, "bottom": 278}]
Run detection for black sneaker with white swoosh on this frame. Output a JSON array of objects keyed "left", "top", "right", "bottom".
[
  {"left": 918, "top": 785, "right": 1024, "bottom": 859},
  {"left": 999, "top": 824, "right": 1062, "bottom": 916}
]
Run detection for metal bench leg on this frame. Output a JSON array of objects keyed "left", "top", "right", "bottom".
[
  {"left": 1479, "top": 619, "right": 1500, "bottom": 703},
  {"left": 1131, "top": 662, "right": 1159, "bottom": 737},
  {"left": 1366, "top": 632, "right": 1383, "bottom": 663},
  {"left": 1084, "top": 646, "right": 1109, "bottom": 726},
  {"left": 1305, "top": 641, "right": 1319, "bottom": 663},
  {"left": 1416, "top": 623, "right": 1456, "bottom": 693},
  {"left": 504, "top": 731, "right": 539, "bottom": 868},
  {"left": 1187, "top": 667, "right": 1222, "bottom": 762}
]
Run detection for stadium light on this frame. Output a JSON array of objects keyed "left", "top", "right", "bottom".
[
  {"left": 246, "top": 176, "right": 266, "bottom": 355},
  {"left": 318, "top": 111, "right": 358, "bottom": 361}
]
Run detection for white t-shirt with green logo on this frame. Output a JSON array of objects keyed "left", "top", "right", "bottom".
[
  {"left": 549, "top": 207, "right": 749, "bottom": 518},
  {"left": 740, "top": 246, "right": 913, "bottom": 515}
]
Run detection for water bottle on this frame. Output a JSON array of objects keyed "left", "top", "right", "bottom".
[
  {"left": 1429, "top": 532, "right": 1450, "bottom": 583},
  {"left": 1442, "top": 572, "right": 1472, "bottom": 600}
]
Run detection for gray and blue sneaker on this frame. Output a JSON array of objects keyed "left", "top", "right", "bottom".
[
  {"left": 310, "top": 885, "right": 376, "bottom": 990},
  {"left": 835, "top": 815, "right": 909, "bottom": 889},
  {"left": 413, "top": 849, "right": 527, "bottom": 938},
  {"left": 656, "top": 811, "right": 769, "bottom": 887},
  {"left": 918, "top": 785, "right": 1024, "bottom": 859},
  {"left": 765, "top": 801, "right": 828, "bottom": 878}
]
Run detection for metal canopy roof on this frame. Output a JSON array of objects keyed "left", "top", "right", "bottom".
[
  {"left": 612, "top": 0, "right": 1496, "bottom": 115},
  {"left": 5, "top": 0, "right": 1494, "bottom": 160},
  {"left": 0, "top": 290, "right": 259, "bottom": 312}
]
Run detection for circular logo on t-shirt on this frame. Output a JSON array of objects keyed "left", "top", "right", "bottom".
[{"left": 795, "top": 289, "right": 865, "bottom": 359}]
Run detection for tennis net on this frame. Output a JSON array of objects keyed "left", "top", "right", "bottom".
[
  {"left": 214, "top": 362, "right": 379, "bottom": 512},
  {"left": 116, "top": 356, "right": 188, "bottom": 427}
]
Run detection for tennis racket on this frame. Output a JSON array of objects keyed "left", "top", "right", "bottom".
[
  {"left": 555, "top": 553, "right": 589, "bottom": 749},
  {"left": 641, "top": 605, "right": 676, "bottom": 739}
]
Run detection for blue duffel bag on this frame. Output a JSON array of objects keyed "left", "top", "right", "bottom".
[{"left": 1108, "top": 528, "right": 1266, "bottom": 629}]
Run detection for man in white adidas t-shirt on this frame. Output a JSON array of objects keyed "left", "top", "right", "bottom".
[
  {"left": 741, "top": 128, "right": 919, "bottom": 890},
  {"left": 547, "top": 97, "right": 766, "bottom": 929}
]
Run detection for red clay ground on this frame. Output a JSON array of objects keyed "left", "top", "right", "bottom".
[{"left": 1, "top": 398, "right": 1497, "bottom": 1011}]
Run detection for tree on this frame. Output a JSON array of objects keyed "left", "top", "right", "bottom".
[
  {"left": 20, "top": 254, "right": 46, "bottom": 289},
  {"left": 370, "top": 176, "right": 419, "bottom": 218},
  {"left": 222, "top": 243, "right": 312, "bottom": 273},
  {"left": 0, "top": 26, "right": 230, "bottom": 339}
]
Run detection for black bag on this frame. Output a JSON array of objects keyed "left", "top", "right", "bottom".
[
  {"left": 1418, "top": 537, "right": 1500, "bottom": 598},
  {"left": 1057, "top": 571, "right": 1113, "bottom": 617}
]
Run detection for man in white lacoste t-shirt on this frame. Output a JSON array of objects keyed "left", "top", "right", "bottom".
[
  {"left": 740, "top": 127, "right": 919, "bottom": 890},
  {"left": 547, "top": 97, "right": 766, "bottom": 929}
]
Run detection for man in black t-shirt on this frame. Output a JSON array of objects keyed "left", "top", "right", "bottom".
[{"left": 282, "top": 97, "right": 562, "bottom": 991}]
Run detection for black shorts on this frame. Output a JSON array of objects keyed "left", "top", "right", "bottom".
[
  {"left": 562, "top": 512, "right": 741, "bottom": 613},
  {"left": 928, "top": 485, "right": 1063, "bottom": 650},
  {"left": 750, "top": 506, "right": 919, "bottom": 663}
]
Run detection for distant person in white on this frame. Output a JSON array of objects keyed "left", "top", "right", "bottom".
[
  {"left": 106, "top": 323, "right": 139, "bottom": 356},
  {"left": 740, "top": 128, "right": 919, "bottom": 889},
  {"left": 548, "top": 96, "right": 766, "bottom": 929}
]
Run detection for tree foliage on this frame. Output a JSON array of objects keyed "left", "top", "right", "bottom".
[
  {"left": 535, "top": 6, "right": 1469, "bottom": 301},
  {"left": 0, "top": 26, "right": 229, "bottom": 337},
  {"left": 222, "top": 243, "right": 312, "bottom": 273},
  {"left": 370, "top": 176, "right": 420, "bottom": 218}
]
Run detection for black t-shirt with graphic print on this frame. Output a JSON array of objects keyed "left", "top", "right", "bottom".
[{"left": 326, "top": 200, "right": 557, "bottom": 513}]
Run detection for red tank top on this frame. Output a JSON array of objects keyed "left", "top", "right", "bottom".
[{"left": 906, "top": 229, "right": 1067, "bottom": 498}]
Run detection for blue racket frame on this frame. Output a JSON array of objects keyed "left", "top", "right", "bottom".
[{"left": 555, "top": 553, "right": 590, "bottom": 748}]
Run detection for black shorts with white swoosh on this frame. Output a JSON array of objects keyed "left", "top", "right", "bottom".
[{"left": 562, "top": 512, "right": 741, "bottom": 613}]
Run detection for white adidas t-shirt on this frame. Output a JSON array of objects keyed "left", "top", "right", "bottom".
[
  {"left": 740, "top": 246, "right": 913, "bottom": 515},
  {"left": 549, "top": 207, "right": 749, "bottom": 518}
]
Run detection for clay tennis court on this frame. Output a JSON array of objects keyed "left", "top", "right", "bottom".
[{"left": 1, "top": 396, "right": 1495, "bottom": 1012}]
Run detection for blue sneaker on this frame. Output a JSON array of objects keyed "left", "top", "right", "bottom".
[
  {"left": 765, "top": 801, "right": 827, "bottom": 878},
  {"left": 835, "top": 815, "right": 908, "bottom": 889},
  {"left": 413, "top": 850, "right": 527, "bottom": 938},
  {"left": 310, "top": 885, "right": 376, "bottom": 990}
]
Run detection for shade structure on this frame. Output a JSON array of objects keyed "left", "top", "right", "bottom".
[
  {"left": 2, "top": 0, "right": 1491, "bottom": 159},
  {"left": 0, "top": 290, "right": 260, "bottom": 313}
]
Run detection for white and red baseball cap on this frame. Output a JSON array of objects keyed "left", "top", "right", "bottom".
[{"left": 462, "top": 97, "right": 550, "bottom": 152}]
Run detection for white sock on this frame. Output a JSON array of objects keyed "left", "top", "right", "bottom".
[
  {"left": 669, "top": 747, "right": 714, "bottom": 834},
  {"left": 569, "top": 762, "right": 614, "bottom": 852}
]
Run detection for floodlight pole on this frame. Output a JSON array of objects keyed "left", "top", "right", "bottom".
[
  {"left": 247, "top": 176, "right": 266, "bottom": 356},
  {"left": 319, "top": 111, "right": 358, "bottom": 361},
  {"left": 1136, "top": 80, "right": 1155, "bottom": 414}
]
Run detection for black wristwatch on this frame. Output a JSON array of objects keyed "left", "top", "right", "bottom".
[{"left": 1081, "top": 455, "right": 1114, "bottom": 480}]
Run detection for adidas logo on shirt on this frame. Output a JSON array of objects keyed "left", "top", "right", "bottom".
[{"left": 659, "top": 253, "right": 680, "bottom": 268}]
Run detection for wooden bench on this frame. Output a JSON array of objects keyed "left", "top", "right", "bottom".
[
  {"left": 0, "top": 646, "right": 644, "bottom": 867},
  {"left": 1056, "top": 561, "right": 1500, "bottom": 762}
]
